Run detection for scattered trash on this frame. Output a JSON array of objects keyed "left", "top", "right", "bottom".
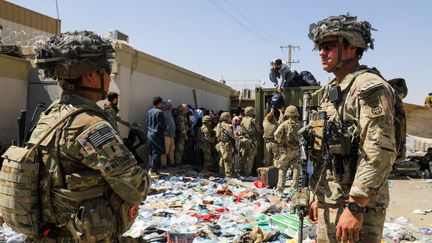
[
  {"left": 383, "top": 217, "right": 417, "bottom": 242},
  {"left": 0, "top": 224, "right": 26, "bottom": 242},
  {"left": 419, "top": 228, "right": 432, "bottom": 235},
  {"left": 413, "top": 209, "right": 432, "bottom": 215},
  {"left": 425, "top": 179, "right": 432, "bottom": 184}
]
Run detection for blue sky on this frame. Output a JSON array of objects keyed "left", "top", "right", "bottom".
[{"left": 7, "top": 0, "right": 432, "bottom": 105}]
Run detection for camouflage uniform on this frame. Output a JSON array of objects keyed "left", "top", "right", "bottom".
[
  {"left": 308, "top": 15, "right": 397, "bottom": 242},
  {"left": 262, "top": 112, "right": 279, "bottom": 167},
  {"left": 174, "top": 104, "right": 188, "bottom": 164},
  {"left": 239, "top": 107, "right": 259, "bottom": 177},
  {"left": 274, "top": 106, "right": 301, "bottom": 193},
  {"left": 199, "top": 116, "right": 216, "bottom": 171},
  {"left": 425, "top": 93, "right": 432, "bottom": 108},
  {"left": 214, "top": 112, "right": 233, "bottom": 177},
  {"left": 29, "top": 31, "right": 150, "bottom": 242}
]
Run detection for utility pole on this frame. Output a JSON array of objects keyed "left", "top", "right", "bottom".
[{"left": 280, "top": 44, "right": 300, "bottom": 68}]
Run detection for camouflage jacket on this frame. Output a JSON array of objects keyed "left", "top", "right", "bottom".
[
  {"left": 215, "top": 121, "right": 233, "bottom": 143},
  {"left": 262, "top": 116, "right": 278, "bottom": 140},
  {"left": 175, "top": 114, "right": 188, "bottom": 139},
  {"left": 240, "top": 116, "right": 258, "bottom": 140},
  {"left": 28, "top": 94, "right": 149, "bottom": 224},
  {"left": 312, "top": 67, "right": 396, "bottom": 208},
  {"left": 199, "top": 124, "right": 215, "bottom": 148},
  {"left": 274, "top": 118, "right": 301, "bottom": 147}
]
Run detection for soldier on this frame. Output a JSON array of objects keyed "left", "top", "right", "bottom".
[
  {"left": 31, "top": 31, "right": 150, "bottom": 242},
  {"left": 214, "top": 112, "right": 234, "bottom": 178},
  {"left": 175, "top": 104, "right": 188, "bottom": 165},
  {"left": 307, "top": 15, "right": 396, "bottom": 242},
  {"left": 199, "top": 115, "right": 216, "bottom": 171},
  {"left": 425, "top": 92, "right": 432, "bottom": 108},
  {"left": 104, "top": 91, "right": 120, "bottom": 129},
  {"left": 274, "top": 106, "right": 301, "bottom": 197},
  {"left": 238, "top": 106, "right": 259, "bottom": 177},
  {"left": 262, "top": 109, "right": 279, "bottom": 167}
]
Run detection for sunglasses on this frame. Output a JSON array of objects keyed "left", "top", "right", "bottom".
[{"left": 317, "top": 41, "right": 338, "bottom": 52}]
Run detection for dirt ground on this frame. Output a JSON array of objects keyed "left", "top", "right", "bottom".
[{"left": 387, "top": 178, "right": 432, "bottom": 238}]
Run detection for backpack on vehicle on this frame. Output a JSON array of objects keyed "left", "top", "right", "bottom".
[{"left": 0, "top": 108, "right": 90, "bottom": 239}]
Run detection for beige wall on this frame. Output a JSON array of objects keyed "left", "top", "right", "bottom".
[
  {"left": 0, "top": 55, "right": 29, "bottom": 145},
  {"left": 105, "top": 43, "right": 234, "bottom": 137},
  {"left": 0, "top": 1, "right": 60, "bottom": 34}
]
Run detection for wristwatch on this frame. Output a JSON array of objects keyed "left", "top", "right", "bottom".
[{"left": 346, "top": 201, "right": 365, "bottom": 214}]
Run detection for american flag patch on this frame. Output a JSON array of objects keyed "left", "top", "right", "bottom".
[{"left": 88, "top": 127, "right": 115, "bottom": 148}]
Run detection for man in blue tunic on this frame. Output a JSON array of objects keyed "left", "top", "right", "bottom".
[{"left": 146, "top": 96, "right": 166, "bottom": 173}]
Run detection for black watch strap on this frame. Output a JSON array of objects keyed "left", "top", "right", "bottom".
[{"left": 346, "top": 201, "right": 365, "bottom": 214}]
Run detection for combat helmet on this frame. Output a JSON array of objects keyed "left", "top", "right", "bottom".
[
  {"left": 34, "top": 31, "right": 115, "bottom": 97},
  {"left": 202, "top": 115, "right": 212, "bottom": 123},
  {"left": 244, "top": 106, "right": 255, "bottom": 116},
  {"left": 220, "top": 112, "right": 231, "bottom": 123},
  {"left": 285, "top": 105, "right": 299, "bottom": 118},
  {"left": 308, "top": 14, "right": 375, "bottom": 70}
]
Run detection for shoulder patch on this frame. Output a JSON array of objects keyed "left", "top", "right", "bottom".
[
  {"left": 88, "top": 126, "right": 115, "bottom": 148},
  {"left": 357, "top": 80, "right": 384, "bottom": 99}
]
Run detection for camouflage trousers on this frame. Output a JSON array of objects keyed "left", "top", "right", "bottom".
[
  {"left": 175, "top": 137, "right": 186, "bottom": 164},
  {"left": 201, "top": 145, "right": 215, "bottom": 171},
  {"left": 276, "top": 146, "right": 298, "bottom": 192},
  {"left": 239, "top": 139, "right": 257, "bottom": 177},
  {"left": 217, "top": 142, "right": 232, "bottom": 177},
  {"left": 263, "top": 140, "right": 279, "bottom": 167},
  {"left": 317, "top": 205, "right": 386, "bottom": 243}
]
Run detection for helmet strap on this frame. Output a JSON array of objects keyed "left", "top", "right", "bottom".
[
  {"left": 327, "top": 37, "right": 344, "bottom": 72},
  {"left": 74, "top": 69, "right": 107, "bottom": 99}
]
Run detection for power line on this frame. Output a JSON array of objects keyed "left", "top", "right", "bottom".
[
  {"left": 221, "top": 0, "right": 281, "bottom": 45},
  {"left": 207, "top": 0, "right": 279, "bottom": 46}
]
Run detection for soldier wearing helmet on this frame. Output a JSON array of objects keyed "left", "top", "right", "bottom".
[
  {"left": 274, "top": 105, "right": 301, "bottom": 197},
  {"left": 175, "top": 104, "right": 189, "bottom": 164},
  {"left": 262, "top": 109, "right": 279, "bottom": 167},
  {"left": 214, "top": 112, "right": 234, "bottom": 177},
  {"left": 306, "top": 15, "right": 396, "bottom": 242},
  {"left": 30, "top": 31, "right": 150, "bottom": 241},
  {"left": 199, "top": 115, "right": 216, "bottom": 171},
  {"left": 239, "top": 106, "right": 260, "bottom": 176}
]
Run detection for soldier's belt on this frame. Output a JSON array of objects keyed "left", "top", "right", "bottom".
[{"left": 263, "top": 138, "right": 276, "bottom": 143}]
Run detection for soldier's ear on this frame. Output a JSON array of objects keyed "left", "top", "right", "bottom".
[{"left": 81, "top": 70, "right": 99, "bottom": 86}]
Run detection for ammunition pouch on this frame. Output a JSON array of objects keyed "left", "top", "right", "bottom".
[
  {"left": 309, "top": 111, "right": 327, "bottom": 151},
  {"left": 109, "top": 193, "right": 138, "bottom": 234},
  {"left": 325, "top": 121, "right": 352, "bottom": 157},
  {"left": 51, "top": 186, "right": 115, "bottom": 242},
  {"left": 68, "top": 198, "right": 115, "bottom": 242},
  {"left": 239, "top": 138, "right": 254, "bottom": 151}
]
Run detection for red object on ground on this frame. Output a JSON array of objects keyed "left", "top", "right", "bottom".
[{"left": 253, "top": 180, "right": 265, "bottom": 188}]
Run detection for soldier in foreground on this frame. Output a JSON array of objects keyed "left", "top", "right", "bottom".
[
  {"left": 307, "top": 15, "right": 396, "bottom": 242},
  {"left": 274, "top": 106, "right": 301, "bottom": 197},
  {"left": 215, "top": 112, "right": 234, "bottom": 178},
  {"left": 239, "top": 106, "right": 259, "bottom": 177},
  {"left": 31, "top": 31, "right": 150, "bottom": 242}
]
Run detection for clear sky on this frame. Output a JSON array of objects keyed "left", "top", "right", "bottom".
[{"left": 7, "top": 0, "right": 432, "bottom": 105}]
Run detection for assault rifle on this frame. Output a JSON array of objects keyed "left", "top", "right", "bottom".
[
  {"left": 292, "top": 92, "right": 313, "bottom": 242},
  {"left": 224, "top": 130, "right": 239, "bottom": 176}
]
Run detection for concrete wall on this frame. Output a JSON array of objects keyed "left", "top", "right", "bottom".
[{"left": 0, "top": 54, "right": 30, "bottom": 145}]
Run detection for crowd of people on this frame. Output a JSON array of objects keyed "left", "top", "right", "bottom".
[{"left": 104, "top": 93, "right": 303, "bottom": 197}]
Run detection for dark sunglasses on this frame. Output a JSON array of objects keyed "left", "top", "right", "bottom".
[{"left": 317, "top": 41, "right": 338, "bottom": 52}]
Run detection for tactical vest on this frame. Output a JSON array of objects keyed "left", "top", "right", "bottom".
[
  {"left": 240, "top": 117, "right": 256, "bottom": 139},
  {"left": 0, "top": 108, "right": 94, "bottom": 239},
  {"left": 215, "top": 122, "right": 231, "bottom": 143},
  {"left": 262, "top": 119, "right": 277, "bottom": 140}
]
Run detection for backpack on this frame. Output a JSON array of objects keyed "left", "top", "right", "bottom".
[
  {"left": 0, "top": 108, "right": 90, "bottom": 239},
  {"left": 356, "top": 68, "right": 407, "bottom": 162}
]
